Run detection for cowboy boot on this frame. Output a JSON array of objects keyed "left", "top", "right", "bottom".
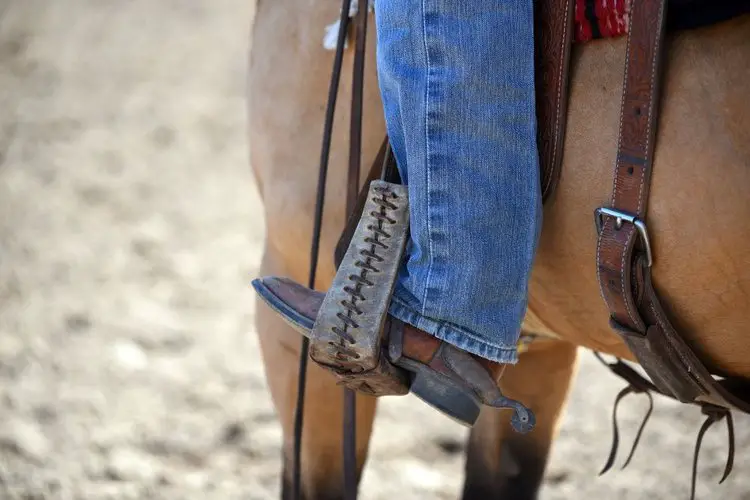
[
  {"left": 252, "top": 180, "right": 535, "bottom": 433},
  {"left": 253, "top": 276, "right": 535, "bottom": 432}
]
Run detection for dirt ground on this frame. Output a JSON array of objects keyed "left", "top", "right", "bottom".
[{"left": 0, "top": 1, "right": 748, "bottom": 499}]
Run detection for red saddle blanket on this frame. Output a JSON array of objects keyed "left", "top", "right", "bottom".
[
  {"left": 575, "top": 0, "right": 628, "bottom": 42},
  {"left": 575, "top": 0, "right": 750, "bottom": 43}
]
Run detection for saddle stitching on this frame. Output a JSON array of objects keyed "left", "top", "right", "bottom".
[
  {"left": 638, "top": 0, "right": 666, "bottom": 216},
  {"left": 543, "top": 0, "right": 573, "bottom": 197},
  {"left": 610, "top": 0, "right": 633, "bottom": 208},
  {"left": 621, "top": 226, "right": 639, "bottom": 329},
  {"left": 595, "top": 221, "right": 609, "bottom": 308}
]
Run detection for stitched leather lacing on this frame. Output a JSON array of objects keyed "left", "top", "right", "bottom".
[{"left": 330, "top": 185, "right": 398, "bottom": 361}]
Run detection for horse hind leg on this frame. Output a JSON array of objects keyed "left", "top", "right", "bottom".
[{"left": 462, "top": 338, "right": 578, "bottom": 499}]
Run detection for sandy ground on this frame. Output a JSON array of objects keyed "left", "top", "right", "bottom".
[{"left": 0, "top": 1, "right": 748, "bottom": 499}]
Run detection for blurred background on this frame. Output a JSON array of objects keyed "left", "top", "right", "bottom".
[{"left": 0, "top": 1, "right": 747, "bottom": 499}]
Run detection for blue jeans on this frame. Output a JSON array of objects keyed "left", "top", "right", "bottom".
[{"left": 375, "top": 0, "right": 542, "bottom": 363}]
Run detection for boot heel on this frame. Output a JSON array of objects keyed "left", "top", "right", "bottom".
[{"left": 410, "top": 371, "right": 481, "bottom": 427}]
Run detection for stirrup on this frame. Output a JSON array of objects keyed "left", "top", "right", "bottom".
[
  {"left": 260, "top": 180, "right": 412, "bottom": 396},
  {"left": 251, "top": 180, "right": 536, "bottom": 431}
]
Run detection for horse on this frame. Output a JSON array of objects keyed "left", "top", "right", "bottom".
[{"left": 247, "top": 0, "right": 750, "bottom": 495}]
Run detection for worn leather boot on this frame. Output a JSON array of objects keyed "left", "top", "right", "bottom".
[
  {"left": 252, "top": 276, "right": 534, "bottom": 432},
  {"left": 390, "top": 318, "right": 509, "bottom": 426}
]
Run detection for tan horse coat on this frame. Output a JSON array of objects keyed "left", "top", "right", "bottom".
[{"left": 248, "top": 2, "right": 750, "bottom": 495}]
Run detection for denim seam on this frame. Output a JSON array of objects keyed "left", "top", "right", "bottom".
[
  {"left": 522, "top": 0, "right": 542, "bottom": 302},
  {"left": 419, "top": 0, "right": 434, "bottom": 318}
]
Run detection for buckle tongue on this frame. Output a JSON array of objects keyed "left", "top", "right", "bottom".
[{"left": 595, "top": 207, "right": 653, "bottom": 267}]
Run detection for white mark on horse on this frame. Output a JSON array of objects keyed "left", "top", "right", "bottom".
[{"left": 323, "top": 0, "right": 375, "bottom": 50}]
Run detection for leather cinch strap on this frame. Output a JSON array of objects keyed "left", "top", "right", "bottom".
[
  {"left": 593, "top": 4, "right": 750, "bottom": 496},
  {"left": 595, "top": 0, "right": 750, "bottom": 414}
]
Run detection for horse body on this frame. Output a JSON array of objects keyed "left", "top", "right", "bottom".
[
  {"left": 249, "top": 0, "right": 750, "bottom": 495},
  {"left": 529, "top": 16, "right": 750, "bottom": 378}
]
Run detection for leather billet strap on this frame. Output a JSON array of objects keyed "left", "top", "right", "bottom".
[
  {"left": 596, "top": 0, "right": 667, "bottom": 332},
  {"left": 342, "top": 2, "right": 372, "bottom": 499},
  {"left": 595, "top": 0, "right": 750, "bottom": 413}
]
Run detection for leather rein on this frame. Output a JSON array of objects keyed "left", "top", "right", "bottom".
[
  {"left": 293, "top": 0, "right": 373, "bottom": 498},
  {"left": 289, "top": 0, "right": 749, "bottom": 499}
]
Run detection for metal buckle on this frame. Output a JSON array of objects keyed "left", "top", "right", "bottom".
[{"left": 595, "top": 207, "right": 653, "bottom": 267}]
